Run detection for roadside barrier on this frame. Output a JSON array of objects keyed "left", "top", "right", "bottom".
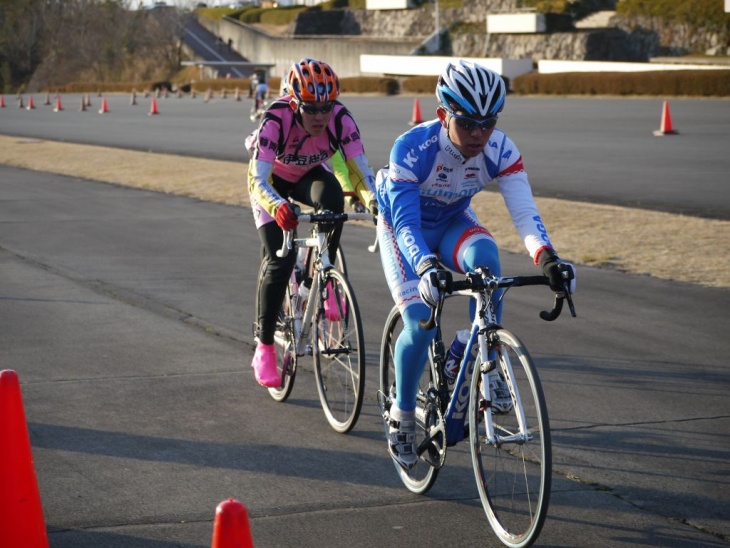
[
  {"left": 211, "top": 498, "right": 254, "bottom": 548},
  {"left": 0, "top": 370, "right": 50, "bottom": 548}
]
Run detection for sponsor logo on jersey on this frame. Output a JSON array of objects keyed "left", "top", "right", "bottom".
[
  {"left": 418, "top": 135, "right": 438, "bottom": 152},
  {"left": 399, "top": 225, "right": 421, "bottom": 259},
  {"left": 403, "top": 150, "right": 418, "bottom": 169},
  {"left": 532, "top": 214, "right": 551, "bottom": 244}
]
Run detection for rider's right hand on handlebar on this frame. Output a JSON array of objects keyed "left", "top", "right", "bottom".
[
  {"left": 417, "top": 258, "right": 445, "bottom": 307},
  {"left": 275, "top": 202, "right": 299, "bottom": 231}
]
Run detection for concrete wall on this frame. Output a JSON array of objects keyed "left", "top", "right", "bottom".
[
  {"left": 201, "top": 16, "right": 422, "bottom": 79},
  {"left": 361, "top": 54, "right": 534, "bottom": 81},
  {"left": 486, "top": 13, "right": 546, "bottom": 34},
  {"left": 538, "top": 60, "right": 730, "bottom": 73}
]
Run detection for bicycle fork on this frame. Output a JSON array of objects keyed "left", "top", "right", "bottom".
[{"left": 480, "top": 336, "right": 532, "bottom": 447}]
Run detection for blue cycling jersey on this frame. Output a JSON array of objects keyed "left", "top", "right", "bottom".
[{"left": 377, "top": 120, "right": 554, "bottom": 275}]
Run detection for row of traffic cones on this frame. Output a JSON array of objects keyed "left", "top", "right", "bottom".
[
  {"left": 408, "top": 96, "right": 679, "bottom": 134},
  {"left": 0, "top": 369, "right": 254, "bottom": 547},
  {"left": 7, "top": 94, "right": 160, "bottom": 115}
]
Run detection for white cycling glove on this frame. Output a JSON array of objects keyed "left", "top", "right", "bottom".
[
  {"left": 416, "top": 258, "right": 442, "bottom": 307},
  {"left": 418, "top": 269, "right": 440, "bottom": 307}
]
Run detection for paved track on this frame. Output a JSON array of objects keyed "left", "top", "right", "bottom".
[
  {"left": 1, "top": 96, "right": 729, "bottom": 546},
  {"left": 1, "top": 94, "right": 728, "bottom": 218}
]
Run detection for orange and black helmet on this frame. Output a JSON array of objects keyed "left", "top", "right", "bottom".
[{"left": 286, "top": 58, "right": 340, "bottom": 103}]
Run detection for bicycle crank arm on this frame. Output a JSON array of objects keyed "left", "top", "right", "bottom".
[{"left": 417, "top": 422, "right": 447, "bottom": 468}]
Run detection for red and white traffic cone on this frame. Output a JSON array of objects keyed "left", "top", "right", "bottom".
[
  {"left": 653, "top": 100, "right": 678, "bottom": 136},
  {"left": 409, "top": 98, "right": 423, "bottom": 126}
]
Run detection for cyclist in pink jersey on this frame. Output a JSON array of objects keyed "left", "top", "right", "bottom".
[{"left": 246, "top": 58, "right": 377, "bottom": 388}]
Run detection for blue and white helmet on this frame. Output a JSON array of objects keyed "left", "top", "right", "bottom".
[{"left": 436, "top": 60, "right": 506, "bottom": 118}]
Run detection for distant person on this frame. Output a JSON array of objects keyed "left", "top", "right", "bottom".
[
  {"left": 249, "top": 73, "right": 269, "bottom": 118},
  {"left": 375, "top": 60, "right": 575, "bottom": 469},
  {"left": 245, "top": 58, "right": 378, "bottom": 387}
]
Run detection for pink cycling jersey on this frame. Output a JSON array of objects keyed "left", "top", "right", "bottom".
[{"left": 246, "top": 97, "right": 375, "bottom": 220}]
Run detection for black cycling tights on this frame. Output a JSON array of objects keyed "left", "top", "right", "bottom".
[{"left": 256, "top": 165, "right": 344, "bottom": 345}]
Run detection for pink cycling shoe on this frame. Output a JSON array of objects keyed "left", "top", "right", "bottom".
[
  {"left": 251, "top": 343, "right": 281, "bottom": 388},
  {"left": 324, "top": 280, "right": 346, "bottom": 321}
]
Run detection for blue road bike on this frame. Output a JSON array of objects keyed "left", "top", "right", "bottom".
[{"left": 378, "top": 266, "right": 576, "bottom": 548}]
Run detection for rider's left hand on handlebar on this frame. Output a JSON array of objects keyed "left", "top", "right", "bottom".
[
  {"left": 275, "top": 202, "right": 299, "bottom": 231},
  {"left": 540, "top": 249, "right": 576, "bottom": 293}
]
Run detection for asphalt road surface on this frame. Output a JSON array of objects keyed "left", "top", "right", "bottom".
[
  {"left": 0, "top": 94, "right": 728, "bottom": 219},
  {"left": 1, "top": 96, "right": 729, "bottom": 547}
]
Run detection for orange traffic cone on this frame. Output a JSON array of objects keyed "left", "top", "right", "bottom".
[
  {"left": 44, "top": 93, "right": 51, "bottom": 105},
  {"left": 98, "top": 96, "right": 109, "bottom": 114},
  {"left": 79, "top": 96, "right": 87, "bottom": 112},
  {"left": 0, "top": 95, "right": 6, "bottom": 108},
  {"left": 211, "top": 498, "right": 254, "bottom": 548},
  {"left": 17, "top": 95, "right": 24, "bottom": 109},
  {"left": 0, "top": 370, "right": 50, "bottom": 548},
  {"left": 653, "top": 100, "right": 678, "bottom": 136},
  {"left": 26, "top": 95, "right": 35, "bottom": 110},
  {"left": 149, "top": 96, "right": 159, "bottom": 115},
  {"left": 53, "top": 94, "right": 63, "bottom": 112},
  {"left": 409, "top": 98, "right": 423, "bottom": 126}
]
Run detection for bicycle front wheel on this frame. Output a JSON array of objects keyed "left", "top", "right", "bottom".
[
  {"left": 469, "top": 328, "right": 551, "bottom": 548},
  {"left": 312, "top": 268, "right": 365, "bottom": 433},
  {"left": 378, "top": 306, "right": 439, "bottom": 494}
]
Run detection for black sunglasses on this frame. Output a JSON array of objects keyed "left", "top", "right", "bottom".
[
  {"left": 299, "top": 102, "right": 334, "bottom": 115},
  {"left": 451, "top": 112, "right": 498, "bottom": 132}
]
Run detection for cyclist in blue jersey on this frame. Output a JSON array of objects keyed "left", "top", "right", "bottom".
[{"left": 376, "top": 60, "right": 575, "bottom": 470}]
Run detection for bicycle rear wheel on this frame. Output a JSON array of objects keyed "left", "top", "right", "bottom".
[
  {"left": 378, "top": 306, "right": 439, "bottom": 494},
  {"left": 469, "top": 328, "right": 551, "bottom": 548},
  {"left": 254, "top": 261, "right": 297, "bottom": 402},
  {"left": 312, "top": 268, "right": 365, "bottom": 433}
]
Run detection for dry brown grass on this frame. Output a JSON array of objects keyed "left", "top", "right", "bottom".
[{"left": 1, "top": 134, "right": 727, "bottom": 289}]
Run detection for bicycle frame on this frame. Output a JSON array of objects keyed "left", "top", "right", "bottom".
[
  {"left": 419, "top": 266, "right": 575, "bottom": 457},
  {"left": 277, "top": 211, "right": 374, "bottom": 356}
]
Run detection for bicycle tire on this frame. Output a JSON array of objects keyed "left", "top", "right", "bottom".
[
  {"left": 254, "top": 261, "right": 297, "bottom": 402},
  {"left": 378, "top": 306, "right": 439, "bottom": 494},
  {"left": 335, "top": 244, "right": 347, "bottom": 279},
  {"left": 312, "top": 268, "right": 365, "bottom": 433},
  {"left": 469, "top": 328, "right": 551, "bottom": 548}
]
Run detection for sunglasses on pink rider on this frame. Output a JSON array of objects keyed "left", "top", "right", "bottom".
[{"left": 299, "top": 102, "right": 335, "bottom": 115}]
